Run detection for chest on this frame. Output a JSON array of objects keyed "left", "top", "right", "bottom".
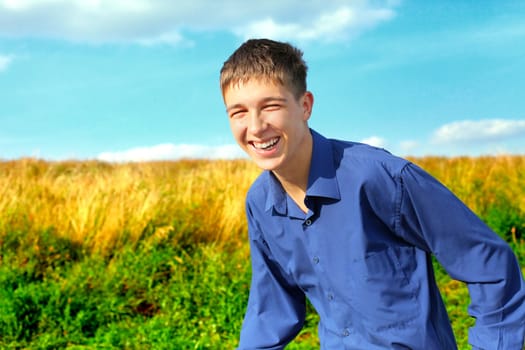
[{"left": 259, "top": 198, "right": 407, "bottom": 289}]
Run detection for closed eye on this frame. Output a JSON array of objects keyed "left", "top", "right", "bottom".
[
  {"left": 263, "top": 104, "right": 282, "bottom": 111},
  {"left": 229, "top": 109, "right": 246, "bottom": 119}
]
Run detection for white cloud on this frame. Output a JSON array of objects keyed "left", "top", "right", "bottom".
[
  {"left": 0, "top": 54, "right": 13, "bottom": 72},
  {"left": 398, "top": 140, "right": 419, "bottom": 153},
  {"left": 360, "top": 136, "right": 387, "bottom": 148},
  {"left": 96, "top": 143, "right": 246, "bottom": 162},
  {"left": 236, "top": 5, "right": 395, "bottom": 42},
  {"left": 0, "top": 0, "right": 399, "bottom": 44},
  {"left": 432, "top": 119, "right": 525, "bottom": 144}
]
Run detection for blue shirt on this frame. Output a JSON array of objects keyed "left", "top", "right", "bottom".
[{"left": 238, "top": 129, "right": 525, "bottom": 349}]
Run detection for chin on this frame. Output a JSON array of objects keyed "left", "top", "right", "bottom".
[
  {"left": 248, "top": 155, "right": 278, "bottom": 171},
  {"left": 244, "top": 145, "right": 285, "bottom": 171}
]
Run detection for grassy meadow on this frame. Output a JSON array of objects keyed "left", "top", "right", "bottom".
[{"left": 0, "top": 156, "right": 524, "bottom": 349}]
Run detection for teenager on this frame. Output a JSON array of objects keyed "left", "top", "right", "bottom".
[{"left": 220, "top": 38, "right": 525, "bottom": 349}]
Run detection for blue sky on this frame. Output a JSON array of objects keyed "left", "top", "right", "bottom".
[{"left": 1, "top": 0, "right": 524, "bottom": 161}]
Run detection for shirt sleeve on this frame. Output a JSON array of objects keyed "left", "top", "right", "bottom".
[
  {"left": 237, "top": 202, "right": 306, "bottom": 350},
  {"left": 395, "top": 163, "right": 525, "bottom": 350}
]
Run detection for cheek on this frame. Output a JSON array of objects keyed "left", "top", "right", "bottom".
[
  {"left": 275, "top": 114, "right": 302, "bottom": 134},
  {"left": 264, "top": 111, "right": 287, "bottom": 129},
  {"left": 229, "top": 121, "right": 246, "bottom": 141}
]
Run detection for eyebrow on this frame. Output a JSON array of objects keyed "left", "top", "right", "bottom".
[{"left": 226, "top": 97, "right": 287, "bottom": 112}]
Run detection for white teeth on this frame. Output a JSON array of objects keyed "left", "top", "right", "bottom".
[{"left": 253, "top": 137, "right": 279, "bottom": 150}]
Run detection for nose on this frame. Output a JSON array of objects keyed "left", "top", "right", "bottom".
[{"left": 247, "top": 110, "right": 266, "bottom": 135}]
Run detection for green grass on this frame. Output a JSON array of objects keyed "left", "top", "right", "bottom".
[
  {"left": 0, "top": 229, "right": 250, "bottom": 349},
  {"left": 0, "top": 223, "right": 523, "bottom": 349},
  {"left": 1, "top": 157, "right": 524, "bottom": 348}
]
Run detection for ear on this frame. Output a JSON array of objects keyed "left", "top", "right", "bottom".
[{"left": 301, "top": 91, "right": 314, "bottom": 121}]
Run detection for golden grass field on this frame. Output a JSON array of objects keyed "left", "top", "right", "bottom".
[
  {"left": 2, "top": 155, "right": 525, "bottom": 254},
  {"left": 1, "top": 155, "right": 524, "bottom": 252},
  {"left": 0, "top": 158, "right": 259, "bottom": 256},
  {"left": 0, "top": 155, "right": 524, "bottom": 348}
]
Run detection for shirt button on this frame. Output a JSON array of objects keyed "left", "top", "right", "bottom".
[
  {"left": 312, "top": 256, "right": 320, "bottom": 264},
  {"left": 342, "top": 328, "right": 351, "bottom": 337},
  {"left": 304, "top": 219, "right": 312, "bottom": 226},
  {"left": 327, "top": 293, "right": 334, "bottom": 301}
]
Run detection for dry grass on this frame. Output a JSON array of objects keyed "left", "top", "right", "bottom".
[
  {"left": 1, "top": 155, "right": 523, "bottom": 349},
  {"left": 0, "top": 158, "right": 260, "bottom": 255},
  {"left": 1, "top": 155, "right": 524, "bottom": 256}
]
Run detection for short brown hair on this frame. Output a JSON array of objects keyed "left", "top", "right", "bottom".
[{"left": 220, "top": 38, "right": 308, "bottom": 99}]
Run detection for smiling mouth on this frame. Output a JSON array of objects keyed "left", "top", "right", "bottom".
[{"left": 251, "top": 137, "right": 280, "bottom": 151}]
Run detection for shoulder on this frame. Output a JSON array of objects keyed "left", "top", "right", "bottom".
[
  {"left": 245, "top": 171, "right": 271, "bottom": 213},
  {"left": 325, "top": 139, "right": 412, "bottom": 230},
  {"left": 246, "top": 171, "right": 269, "bottom": 199},
  {"left": 329, "top": 138, "right": 410, "bottom": 180}
]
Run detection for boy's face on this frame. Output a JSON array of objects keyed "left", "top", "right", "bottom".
[{"left": 224, "top": 79, "right": 313, "bottom": 174}]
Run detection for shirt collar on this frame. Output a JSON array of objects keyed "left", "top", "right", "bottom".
[
  {"left": 265, "top": 171, "right": 287, "bottom": 214},
  {"left": 264, "top": 129, "right": 341, "bottom": 215},
  {"left": 306, "top": 129, "right": 341, "bottom": 200}
]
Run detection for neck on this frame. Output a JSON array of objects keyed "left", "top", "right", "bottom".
[
  {"left": 273, "top": 131, "right": 313, "bottom": 213},
  {"left": 277, "top": 177, "right": 309, "bottom": 213}
]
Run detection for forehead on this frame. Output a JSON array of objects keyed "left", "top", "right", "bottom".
[{"left": 223, "top": 78, "right": 291, "bottom": 105}]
